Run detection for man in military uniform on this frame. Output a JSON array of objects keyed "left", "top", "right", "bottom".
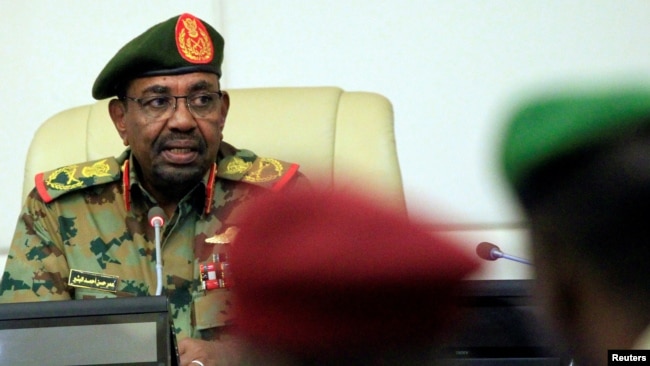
[{"left": 0, "top": 13, "right": 306, "bottom": 366}]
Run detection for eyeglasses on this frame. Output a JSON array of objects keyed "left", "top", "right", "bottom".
[{"left": 123, "top": 91, "right": 224, "bottom": 120}]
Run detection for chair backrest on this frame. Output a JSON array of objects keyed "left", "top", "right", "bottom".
[{"left": 23, "top": 86, "right": 406, "bottom": 214}]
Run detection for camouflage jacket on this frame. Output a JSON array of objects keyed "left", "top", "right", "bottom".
[{"left": 0, "top": 142, "right": 306, "bottom": 341}]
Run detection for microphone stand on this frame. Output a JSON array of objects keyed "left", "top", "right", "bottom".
[
  {"left": 148, "top": 207, "right": 167, "bottom": 297},
  {"left": 493, "top": 249, "right": 533, "bottom": 265},
  {"left": 153, "top": 220, "right": 163, "bottom": 296}
]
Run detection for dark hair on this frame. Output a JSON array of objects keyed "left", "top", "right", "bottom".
[
  {"left": 522, "top": 123, "right": 650, "bottom": 304},
  {"left": 114, "top": 80, "right": 131, "bottom": 101}
]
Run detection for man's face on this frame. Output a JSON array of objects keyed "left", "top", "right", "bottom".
[{"left": 109, "top": 72, "right": 229, "bottom": 197}]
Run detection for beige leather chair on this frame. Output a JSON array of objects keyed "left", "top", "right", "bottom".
[{"left": 23, "top": 86, "right": 406, "bottom": 214}]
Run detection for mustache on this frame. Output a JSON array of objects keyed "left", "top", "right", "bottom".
[{"left": 153, "top": 132, "right": 207, "bottom": 153}]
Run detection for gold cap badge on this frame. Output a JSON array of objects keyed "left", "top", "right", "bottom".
[{"left": 175, "top": 13, "right": 214, "bottom": 64}]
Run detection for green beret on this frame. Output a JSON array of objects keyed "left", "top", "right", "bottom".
[
  {"left": 501, "top": 84, "right": 650, "bottom": 192},
  {"left": 92, "top": 13, "right": 224, "bottom": 99}
]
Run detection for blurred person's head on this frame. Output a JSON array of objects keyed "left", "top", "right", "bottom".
[
  {"left": 229, "top": 188, "right": 480, "bottom": 365},
  {"left": 500, "top": 83, "right": 650, "bottom": 365}
]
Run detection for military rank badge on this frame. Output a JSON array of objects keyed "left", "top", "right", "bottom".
[
  {"left": 200, "top": 259, "right": 233, "bottom": 290},
  {"left": 68, "top": 269, "right": 119, "bottom": 293},
  {"left": 201, "top": 227, "right": 238, "bottom": 291}
]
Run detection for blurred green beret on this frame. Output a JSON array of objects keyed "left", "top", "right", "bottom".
[
  {"left": 501, "top": 84, "right": 650, "bottom": 192},
  {"left": 92, "top": 13, "right": 224, "bottom": 99}
]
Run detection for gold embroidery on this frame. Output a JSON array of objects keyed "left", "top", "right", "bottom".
[
  {"left": 177, "top": 16, "right": 213, "bottom": 62},
  {"left": 225, "top": 157, "right": 252, "bottom": 175},
  {"left": 243, "top": 158, "right": 284, "bottom": 183},
  {"left": 81, "top": 159, "right": 111, "bottom": 178},
  {"left": 206, "top": 226, "right": 240, "bottom": 244},
  {"left": 46, "top": 165, "right": 83, "bottom": 191},
  {"left": 183, "top": 17, "right": 200, "bottom": 38}
]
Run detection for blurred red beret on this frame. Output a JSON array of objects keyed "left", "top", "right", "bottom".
[{"left": 230, "top": 188, "right": 479, "bottom": 356}]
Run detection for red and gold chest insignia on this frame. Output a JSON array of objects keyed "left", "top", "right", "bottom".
[{"left": 175, "top": 13, "right": 213, "bottom": 64}]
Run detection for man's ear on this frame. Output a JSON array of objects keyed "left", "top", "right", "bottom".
[
  {"left": 109, "top": 99, "right": 129, "bottom": 146},
  {"left": 218, "top": 91, "right": 230, "bottom": 130}
]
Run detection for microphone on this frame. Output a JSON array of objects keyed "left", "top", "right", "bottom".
[
  {"left": 148, "top": 206, "right": 166, "bottom": 228},
  {"left": 148, "top": 207, "right": 167, "bottom": 296},
  {"left": 476, "top": 242, "right": 532, "bottom": 266}
]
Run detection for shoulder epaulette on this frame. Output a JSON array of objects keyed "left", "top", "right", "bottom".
[
  {"left": 34, "top": 157, "right": 122, "bottom": 203},
  {"left": 217, "top": 155, "right": 299, "bottom": 192}
]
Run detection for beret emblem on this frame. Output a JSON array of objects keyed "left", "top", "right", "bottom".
[{"left": 175, "top": 13, "right": 214, "bottom": 64}]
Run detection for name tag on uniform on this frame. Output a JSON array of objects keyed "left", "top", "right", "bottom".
[{"left": 68, "top": 269, "right": 119, "bottom": 293}]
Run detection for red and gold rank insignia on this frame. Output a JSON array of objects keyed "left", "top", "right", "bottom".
[{"left": 175, "top": 13, "right": 213, "bottom": 64}]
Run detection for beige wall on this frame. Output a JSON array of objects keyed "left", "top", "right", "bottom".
[{"left": 2, "top": 0, "right": 650, "bottom": 279}]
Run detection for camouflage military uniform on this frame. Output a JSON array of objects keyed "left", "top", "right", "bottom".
[{"left": 0, "top": 142, "right": 306, "bottom": 341}]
